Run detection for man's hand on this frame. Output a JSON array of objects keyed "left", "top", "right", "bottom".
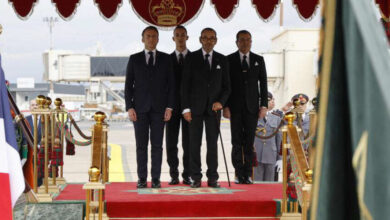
[
  {"left": 164, "top": 108, "right": 173, "bottom": 122},
  {"left": 128, "top": 108, "right": 137, "bottom": 121},
  {"left": 281, "top": 101, "right": 293, "bottom": 112},
  {"left": 223, "top": 107, "right": 231, "bottom": 119},
  {"left": 212, "top": 102, "right": 223, "bottom": 112},
  {"left": 275, "top": 160, "right": 283, "bottom": 172},
  {"left": 258, "top": 107, "right": 267, "bottom": 119},
  {"left": 183, "top": 112, "right": 192, "bottom": 122}
]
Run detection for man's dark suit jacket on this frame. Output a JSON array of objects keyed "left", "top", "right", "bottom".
[
  {"left": 170, "top": 51, "right": 190, "bottom": 115},
  {"left": 181, "top": 49, "right": 231, "bottom": 115},
  {"left": 25, "top": 114, "right": 41, "bottom": 144},
  {"left": 226, "top": 51, "right": 268, "bottom": 114},
  {"left": 125, "top": 51, "right": 175, "bottom": 113}
]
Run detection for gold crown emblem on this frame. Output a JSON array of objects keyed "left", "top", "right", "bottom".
[{"left": 150, "top": 0, "right": 185, "bottom": 26}]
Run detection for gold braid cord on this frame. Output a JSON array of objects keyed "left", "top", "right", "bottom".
[
  {"left": 91, "top": 123, "right": 103, "bottom": 170},
  {"left": 255, "top": 120, "right": 284, "bottom": 140}
]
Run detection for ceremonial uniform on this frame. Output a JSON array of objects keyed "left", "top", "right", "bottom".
[{"left": 253, "top": 111, "right": 282, "bottom": 181}]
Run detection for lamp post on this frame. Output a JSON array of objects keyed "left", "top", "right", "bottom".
[{"left": 43, "top": 17, "right": 58, "bottom": 50}]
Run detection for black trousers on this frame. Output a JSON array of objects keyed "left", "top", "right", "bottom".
[
  {"left": 230, "top": 108, "right": 257, "bottom": 178},
  {"left": 189, "top": 111, "right": 220, "bottom": 182},
  {"left": 165, "top": 112, "right": 190, "bottom": 179},
  {"left": 133, "top": 111, "right": 165, "bottom": 180}
]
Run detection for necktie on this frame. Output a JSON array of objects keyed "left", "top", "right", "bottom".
[
  {"left": 242, "top": 55, "right": 249, "bottom": 72},
  {"left": 148, "top": 51, "right": 154, "bottom": 67},
  {"left": 205, "top": 53, "right": 210, "bottom": 70},
  {"left": 178, "top": 53, "right": 184, "bottom": 66}
]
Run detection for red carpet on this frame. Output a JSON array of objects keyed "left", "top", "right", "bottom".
[{"left": 55, "top": 182, "right": 282, "bottom": 219}]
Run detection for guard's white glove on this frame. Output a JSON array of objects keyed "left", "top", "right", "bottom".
[{"left": 275, "top": 160, "right": 283, "bottom": 172}]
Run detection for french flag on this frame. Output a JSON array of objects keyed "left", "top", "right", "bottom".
[{"left": 0, "top": 55, "right": 25, "bottom": 219}]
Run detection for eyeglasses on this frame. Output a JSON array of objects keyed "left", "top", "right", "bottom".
[{"left": 201, "top": 37, "right": 216, "bottom": 41}]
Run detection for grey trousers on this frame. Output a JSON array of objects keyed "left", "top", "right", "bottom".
[{"left": 253, "top": 163, "right": 275, "bottom": 181}]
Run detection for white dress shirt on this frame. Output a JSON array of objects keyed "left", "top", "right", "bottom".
[
  {"left": 239, "top": 51, "right": 250, "bottom": 67},
  {"left": 202, "top": 49, "right": 213, "bottom": 67},
  {"left": 175, "top": 49, "right": 188, "bottom": 62},
  {"left": 145, "top": 49, "right": 156, "bottom": 65}
]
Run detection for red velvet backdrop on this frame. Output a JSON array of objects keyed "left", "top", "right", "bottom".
[
  {"left": 252, "top": 0, "right": 280, "bottom": 21},
  {"left": 376, "top": 0, "right": 390, "bottom": 21},
  {"left": 211, "top": 0, "right": 238, "bottom": 21},
  {"left": 52, "top": 0, "right": 80, "bottom": 20},
  {"left": 9, "top": 0, "right": 37, "bottom": 19},
  {"left": 95, "top": 0, "right": 123, "bottom": 21},
  {"left": 130, "top": 0, "right": 204, "bottom": 28}
]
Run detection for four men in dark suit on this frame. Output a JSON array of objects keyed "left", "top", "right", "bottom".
[
  {"left": 181, "top": 28, "right": 231, "bottom": 188},
  {"left": 124, "top": 26, "right": 309, "bottom": 187},
  {"left": 125, "top": 26, "right": 175, "bottom": 188},
  {"left": 224, "top": 30, "right": 268, "bottom": 184},
  {"left": 165, "top": 25, "right": 191, "bottom": 185}
]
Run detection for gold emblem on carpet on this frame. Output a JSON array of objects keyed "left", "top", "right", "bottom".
[{"left": 125, "top": 187, "right": 244, "bottom": 195}]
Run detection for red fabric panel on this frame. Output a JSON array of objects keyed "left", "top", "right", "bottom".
[
  {"left": 211, "top": 0, "right": 238, "bottom": 21},
  {"left": 130, "top": 0, "right": 204, "bottom": 28},
  {"left": 9, "top": 0, "right": 37, "bottom": 18},
  {"left": 252, "top": 0, "right": 279, "bottom": 21},
  {"left": 52, "top": 0, "right": 80, "bottom": 19},
  {"left": 0, "top": 173, "right": 12, "bottom": 220},
  {"left": 376, "top": 0, "right": 390, "bottom": 20},
  {"left": 95, "top": 0, "right": 122, "bottom": 20},
  {"left": 293, "top": 0, "right": 319, "bottom": 20}
]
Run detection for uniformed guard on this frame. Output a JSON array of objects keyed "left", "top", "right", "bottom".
[
  {"left": 253, "top": 92, "right": 282, "bottom": 181},
  {"left": 290, "top": 93, "right": 310, "bottom": 150}
]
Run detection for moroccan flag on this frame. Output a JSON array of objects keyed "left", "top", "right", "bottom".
[
  {"left": 310, "top": 0, "right": 390, "bottom": 219},
  {"left": 0, "top": 55, "right": 25, "bottom": 218}
]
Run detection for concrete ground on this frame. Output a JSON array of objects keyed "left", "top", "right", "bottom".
[{"left": 63, "top": 119, "right": 236, "bottom": 183}]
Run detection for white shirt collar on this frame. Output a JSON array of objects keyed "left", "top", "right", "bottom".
[
  {"left": 202, "top": 49, "right": 213, "bottom": 57},
  {"left": 145, "top": 49, "right": 156, "bottom": 55},
  {"left": 175, "top": 49, "right": 188, "bottom": 57},
  {"left": 239, "top": 51, "right": 250, "bottom": 61}
]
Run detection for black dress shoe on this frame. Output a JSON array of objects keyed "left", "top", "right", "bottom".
[
  {"left": 244, "top": 177, "right": 253, "bottom": 184},
  {"left": 182, "top": 178, "right": 191, "bottom": 185},
  {"left": 234, "top": 176, "right": 245, "bottom": 184},
  {"left": 207, "top": 181, "right": 220, "bottom": 188},
  {"left": 190, "top": 180, "right": 201, "bottom": 188},
  {"left": 137, "top": 179, "right": 147, "bottom": 188},
  {"left": 168, "top": 178, "right": 179, "bottom": 185},
  {"left": 152, "top": 179, "right": 161, "bottom": 188}
]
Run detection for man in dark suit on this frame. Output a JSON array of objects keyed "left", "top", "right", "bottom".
[
  {"left": 166, "top": 25, "right": 191, "bottom": 185},
  {"left": 181, "top": 27, "right": 231, "bottom": 188},
  {"left": 125, "top": 26, "right": 175, "bottom": 188},
  {"left": 224, "top": 30, "right": 268, "bottom": 184}
]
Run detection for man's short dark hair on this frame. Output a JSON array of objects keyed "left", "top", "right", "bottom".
[
  {"left": 142, "top": 26, "right": 159, "bottom": 37},
  {"left": 201, "top": 27, "right": 217, "bottom": 37},
  {"left": 174, "top": 25, "right": 187, "bottom": 34},
  {"left": 236, "top": 30, "right": 252, "bottom": 41}
]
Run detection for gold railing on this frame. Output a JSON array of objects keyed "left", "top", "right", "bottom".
[
  {"left": 84, "top": 112, "right": 109, "bottom": 220},
  {"left": 30, "top": 95, "right": 92, "bottom": 202},
  {"left": 281, "top": 109, "right": 316, "bottom": 220}
]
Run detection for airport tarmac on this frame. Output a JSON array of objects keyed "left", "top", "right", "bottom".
[{"left": 63, "top": 119, "right": 236, "bottom": 183}]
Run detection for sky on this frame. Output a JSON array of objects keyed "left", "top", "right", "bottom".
[{"left": 0, "top": 0, "right": 323, "bottom": 83}]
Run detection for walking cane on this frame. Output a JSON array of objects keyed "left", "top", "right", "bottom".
[{"left": 215, "top": 111, "right": 231, "bottom": 187}]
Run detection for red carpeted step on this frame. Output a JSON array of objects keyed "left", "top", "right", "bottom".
[
  {"left": 110, "top": 218, "right": 279, "bottom": 220},
  {"left": 105, "top": 182, "right": 282, "bottom": 218},
  {"left": 54, "top": 182, "right": 282, "bottom": 218}
]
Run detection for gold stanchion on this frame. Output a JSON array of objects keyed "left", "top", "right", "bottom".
[
  {"left": 83, "top": 112, "right": 108, "bottom": 220},
  {"left": 282, "top": 125, "right": 288, "bottom": 213},
  {"left": 280, "top": 112, "right": 302, "bottom": 220},
  {"left": 34, "top": 96, "right": 52, "bottom": 202},
  {"left": 33, "top": 109, "right": 39, "bottom": 193},
  {"left": 49, "top": 98, "right": 67, "bottom": 185}
]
